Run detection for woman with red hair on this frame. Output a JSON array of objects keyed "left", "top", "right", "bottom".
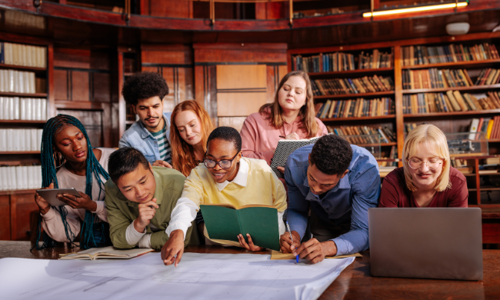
[{"left": 170, "top": 100, "right": 214, "bottom": 177}]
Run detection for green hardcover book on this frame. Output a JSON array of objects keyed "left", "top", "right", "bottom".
[{"left": 200, "top": 204, "right": 280, "bottom": 251}]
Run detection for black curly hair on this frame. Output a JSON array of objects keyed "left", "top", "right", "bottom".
[
  {"left": 121, "top": 72, "right": 169, "bottom": 106},
  {"left": 310, "top": 135, "right": 352, "bottom": 176},
  {"left": 207, "top": 126, "right": 242, "bottom": 153}
]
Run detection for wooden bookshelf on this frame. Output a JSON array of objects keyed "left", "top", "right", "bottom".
[
  {"left": 403, "top": 84, "right": 500, "bottom": 94},
  {"left": 308, "top": 67, "right": 394, "bottom": 77},
  {"left": 321, "top": 115, "right": 396, "bottom": 122},
  {"left": 0, "top": 120, "right": 46, "bottom": 125},
  {"left": 0, "top": 151, "right": 41, "bottom": 154},
  {"left": 289, "top": 33, "right": 500, "bottom": 206},
  {"left": 315, "top": 91, "right": 394, "bottom": 100},
  {"left": 402, "top": 59, "right": 500, "bottom": 70},
  {"left": 0, "top": 63, "right": 46, "bottom": 72},
  {"left": 0, "top": 92, "right": 47, "bottom": 97},
  {"left": 404, "top": 109, "right": 500, "bottom": 118}
]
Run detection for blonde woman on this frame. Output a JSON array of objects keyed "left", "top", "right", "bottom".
[{"left": 379, "top": 124, "right": 468, "bottom": 207}]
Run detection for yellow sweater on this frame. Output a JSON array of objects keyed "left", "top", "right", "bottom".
[{"left": 182, "top": 157, "right": 287, "bottom": 212}]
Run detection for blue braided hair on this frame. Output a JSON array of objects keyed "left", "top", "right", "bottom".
[{"left": 33, "top": 114, "right": 110, "bottom": 250}]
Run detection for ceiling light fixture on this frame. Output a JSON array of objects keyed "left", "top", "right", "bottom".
[{"left": 363, "top": 2, "right": 468, "bottom": 18}]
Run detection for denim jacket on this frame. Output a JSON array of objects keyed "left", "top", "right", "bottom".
[{"left": 118, "top": 112, "right": 172, "bottom": 163}]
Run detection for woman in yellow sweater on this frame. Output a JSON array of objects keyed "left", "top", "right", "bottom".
[{"left": 161, "top": 126, "right": 287, "bottom": 266}]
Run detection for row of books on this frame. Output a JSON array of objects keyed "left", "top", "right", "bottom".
[
  {"left": 0, "top": 165, "right": 42, "bottom": 191},
  {"left": 326, "top": 125, "right": 396, "bottom": 144},
  {"left": 311, "top": 75, "right": 394, "bottom": 96},
  {"left": 402, "top": 43, "right": 500, "bottom": 66},
  {"left": 292, "top": 49, "right": 392, "bottom": 73},
  {"left": 0, "top": 97, "right": 47, "bottom": 120},
  {"left": 315, "top": 97, "right": 395, "bottom": 119},
  {"left": 0, "top": 129, "right": 43, "bottom": 151},
  {"left": 0, "top": 42, "right": 47, "bottom": 68},
  {"left": 402, "top": 68, "right": 500, "bottom": 90},
  {"left": 402, "top": 91, "right": 500, "bottom": 114},
  {"left": 469, "top": 118, "right": 497, "bottom": 140},
  {"left": 0, "top": 69, "right": 37, "bottom": 93},
  {"left": 379, "top": 146, "right": 398, "bottom": 168}
]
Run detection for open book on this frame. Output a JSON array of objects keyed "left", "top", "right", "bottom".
[
  {"left": 200, "top": 204, "right": 280, "bottom": 251},
  {"left": 59, "top": 246, "right": 153, "bottom": 261},
  {"left": 270, "top": 136, "right": 322, "bottom": 178}
]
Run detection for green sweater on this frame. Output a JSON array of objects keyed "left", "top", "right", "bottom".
[{"left": 105, "top": 166, "right": 199, "bottom": 250}]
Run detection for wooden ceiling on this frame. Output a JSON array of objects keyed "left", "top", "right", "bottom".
[{"left": 0, "top": 0, "right": 498, "bottom": 49}]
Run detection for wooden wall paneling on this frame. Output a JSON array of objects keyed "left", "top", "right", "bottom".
[
  {"left": 218, "top": 117, "right": 247, "bottom": 132},
  {"left": 0, "top": 195, "right": 10, "bottom": 240},
  {"left": 194, "top": 65, "right": 218, "bottom": 126},
  {"left": 393, "top": 46, "right": 404, "bottom": 167},
  {"left": 142, "top": 0, "right": 193, "bottom": 18},
  {"left": 216, "top": 64, "right": 267, "bottom": 90},
  {"left": 92, "top": 73, "right": 111, "bottom": 102},
  {"left": 71, "top": 71, "right": 90, "bottom": 101},
  {"left": 193, "top": 43, "right": 287, "bottom": 64},
  {"left": 10, "top": 192, "right": 38, "bottom": 240},
  {"left": 54, "top": 69, "right": 68, "bottom": 101},
  {"left": 54, "top": 48, "right": 91, "bottom": 69},
  {"left": 266, "top": 64, "right": 288, "bottom": 103},
  {"left": 217, "top": 92, "right": 267, "bottom": 117},
  {"left": 56, "top": 109, "right": 104, "bottom": 147},
  {"left": 47, "top": 44, "right": 56, "bottom": 118},
  {"left": 255, "top": 3, "right": 287, "bottom": 20}
]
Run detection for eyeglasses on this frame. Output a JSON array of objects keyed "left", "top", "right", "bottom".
[
  {"left": 407, "top": 157, "right": 443, "bottom": 170},
  {"left": 204, "top": 152, "right": 240, "bottom": 170}
]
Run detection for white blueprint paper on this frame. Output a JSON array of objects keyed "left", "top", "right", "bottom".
[{"left": 0, "top": 253, "right": 354, "bottom": 300}]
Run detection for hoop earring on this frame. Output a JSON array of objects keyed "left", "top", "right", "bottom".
[{"left": 53, "top": 151, "right": 66, "bottom": 169}]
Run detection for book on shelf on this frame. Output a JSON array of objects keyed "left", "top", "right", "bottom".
[
  {"left": 0, "top": 128, "right": 43, "bottom": 151},
  {"left": 311, "top": 75, "right": 394, "bottom": 96},
  {"left": 315, "top": 97, "right": 394, "bottom": 119},
  {"left": 402, "top": 43, "right": 500, "bottom": 66},
  {"left": 0, "top": 97, "right": 47, "bottom": 120},
  {"left": 59, "top": 246, "right": 153, "bottom": 261},
  {"left": 293, "top": 49, "right": 392, "bottom": 73},
  {"left": 0, "top": 165, "right": 42, "bottom": 191},
  {"left": 0, "top": 69, "right": 37, "bottom": 93},
  {"left": 327, "top": 125, "right": 396, "bottom": 144},
  {"left": 1, "top": 42, "right": 46, "bottom": 68},
  {"left": 402, "top": 68, "right": 500, "bottom": 90},
  {"left": 402, "top": 91, "right": 500, "bottom": 114}
]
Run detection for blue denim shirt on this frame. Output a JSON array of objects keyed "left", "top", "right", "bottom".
[
  {"left": 119, "top": 112, "right": 172, "bottom": 164},
  {"left": 284, "top": 144, "right": 380, "bottom": 255}
]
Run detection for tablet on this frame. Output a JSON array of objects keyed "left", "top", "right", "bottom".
[{"left": 36, "top": 188, "right": 81, "bottom": 207}]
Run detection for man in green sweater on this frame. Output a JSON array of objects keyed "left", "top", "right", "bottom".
[{"left": 105, "top": 147, "right": 198, "bottom": 250}]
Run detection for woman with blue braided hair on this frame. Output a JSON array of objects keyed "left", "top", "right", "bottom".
[{"left": 33, "top": 114, "right": 115, "bottom": 249}]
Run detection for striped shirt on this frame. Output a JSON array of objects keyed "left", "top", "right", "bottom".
[{"left": 151, "top": 124, "right": 172, "bottom": 164}]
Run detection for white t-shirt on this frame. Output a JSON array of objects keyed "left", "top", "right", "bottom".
[{"left": 41, "top": 148, "right": 115, "bottom": 243}]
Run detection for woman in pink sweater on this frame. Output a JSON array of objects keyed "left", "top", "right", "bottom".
[{"left": 240, "top": 70, "right": 328, "bottom": 167}]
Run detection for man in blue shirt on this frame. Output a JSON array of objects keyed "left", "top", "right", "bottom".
[
  {"left": 280, "top": 134, "right": 380, "bottom": 264},
  {"left": 119, "top": 72, "right": 173, "bottom": 168}
]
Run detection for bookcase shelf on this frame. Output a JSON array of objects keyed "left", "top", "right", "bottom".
[
  {"left": 321, "top": 115, "right": 396, "bottom": 122},
  {"left": 402, "top": 59, "right": 500, "bottom": 70},
  {"left": 308, "top": 67, "right": 394, "bottom": 78},
  {"left": 403, "top": 84, "right": 500, "bottom": 94},
  {"left": 0, "top": 92, "right": 47, "bottom": 97},
  {"left": 404, "top": 109, "right": 500, "bottom": 118},
  {"left": 315, "top": 91, "right": 395, "bottom": 100},
  {"left": 0, "top": 151, "right": 41, "bottom": 154},
  {"left": 0, "top": 63, "right": 46, "bottom": 72},
  {"left": 360, "top": 142, "right": 397, "bottom": 147},
  {"left": 0, "top": 189, "right": 38, "bottom": 196},
  {"left": 0, "top": 120, "right": 45, "bottom": 125}
]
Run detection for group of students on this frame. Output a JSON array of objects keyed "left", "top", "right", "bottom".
[{"left": 33, "top": 70, "right": 469, "bottom": 266}]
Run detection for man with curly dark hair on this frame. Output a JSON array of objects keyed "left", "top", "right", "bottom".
[
  {"left": 119, "top": 72, "right": 173, "bottom": 168},
  {"left": 279, "top": 134, "right": 380, "bottom": 264}
]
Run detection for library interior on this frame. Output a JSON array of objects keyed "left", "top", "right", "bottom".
[{"left": 0, "top": 0, "right": 500, "bottom": 299}]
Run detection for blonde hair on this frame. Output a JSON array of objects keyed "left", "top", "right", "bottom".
[
  {"left": 402, "top": 124, "right": 451, "bottom": 192},
  {"left": 170, "top": 100, "right": 214, "bottom": 177},
  {"left": 258, "top": 70, "right": 319, "bottom": 137}
]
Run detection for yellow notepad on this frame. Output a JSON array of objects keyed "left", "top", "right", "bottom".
[
  {"left": 270, "top": 250, "right": 362, "bottom": 260},
  {"left": 59, "top": 246, "right": 153, "bottom": 261}
]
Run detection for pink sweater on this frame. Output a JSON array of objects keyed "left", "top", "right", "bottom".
[{"left": 240, "top": 111, "right": 328, "bottom": 165}]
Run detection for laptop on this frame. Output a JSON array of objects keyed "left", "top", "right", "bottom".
[{"left": 368, "top": 207, "right": 483, "bottom": 280}]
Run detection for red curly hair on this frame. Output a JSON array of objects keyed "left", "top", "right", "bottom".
[{"left": 170, "top": 100, "right": 214, "bottom": 177}]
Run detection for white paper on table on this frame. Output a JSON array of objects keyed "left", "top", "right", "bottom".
[{"left": 0, "top": 252, "right": 354, "bottom": 300}]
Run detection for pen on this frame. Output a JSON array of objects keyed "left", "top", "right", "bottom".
[{"left": 286, "top": 221, "right": 299, "bottom": 263}]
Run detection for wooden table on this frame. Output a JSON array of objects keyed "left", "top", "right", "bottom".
[{"left": 1, "top": 241, "right": 500, "bottom": 299}]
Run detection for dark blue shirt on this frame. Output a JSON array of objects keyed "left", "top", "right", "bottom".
[{"left": 285, "top": 144, "right": 380, "bottom": 255}]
